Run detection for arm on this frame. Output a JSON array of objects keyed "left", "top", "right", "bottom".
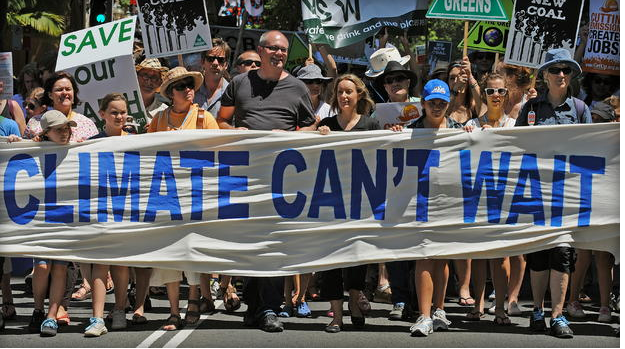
[
  {"left": 216, "top": 106, "right": 237, "bottom": 129},
  {"left": 315, "top": 44, "right": 337, "bottom": 78},
  {"left": 10, "top": 100, "right": 26, "bottom": 136},
  {"left": 574, "top": 24, "right": 589, "bottom": 64},
  {"left": 377, "top": 27, "right": 389, "bottom": 49},
  {"left": 463, "top": 56, "right": 482, "bottom": 116},
  {"left": 399, "top": 31, "right": 421, "bottom": 96}
]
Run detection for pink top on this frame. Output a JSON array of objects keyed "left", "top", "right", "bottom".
[{"left": 23, "top": 111, "right": 98, "bottom": 141}]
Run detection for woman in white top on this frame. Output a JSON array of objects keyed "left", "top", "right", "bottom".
[{"left": 464, "top": 72, "right": 525, "bottom": 325}]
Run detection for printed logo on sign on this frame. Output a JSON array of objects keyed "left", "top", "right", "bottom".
[
  {"left": 194, "top": 34, "right": 207, "bottom": 47},
  {"left": 600, "top": 0, "right": 618, "bottom": 12},
  {"left": 432, "top": 86, "right": 447, "bottom": 94}
]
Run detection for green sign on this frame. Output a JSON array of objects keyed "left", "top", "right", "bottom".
[
  {"left": 285, "top": 34, "right": 309, "bottom": 73},
  {"left": 458, "top": 21, "right": 510, "bottom": 53},
  {"left": 426, "top": 0, "right": 510, "bottom": 22}
]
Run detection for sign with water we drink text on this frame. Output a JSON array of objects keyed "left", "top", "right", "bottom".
[
  {"left": 56, "top": 17, "right": 137, "bottom": 72},
  {"left": 426, "top": 0, "right": 511, "bottom": 21}
]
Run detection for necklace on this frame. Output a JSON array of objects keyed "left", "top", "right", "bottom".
[{"left": 481, "top": 114, "right": 507, "bottom": 128}]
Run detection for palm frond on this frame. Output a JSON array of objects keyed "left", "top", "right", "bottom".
[{"left": 7, "top": 12, "right": 65, "bottom": 36}]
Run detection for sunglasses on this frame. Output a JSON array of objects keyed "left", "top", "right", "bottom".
[
  {"left": 240, "top": 59, "right": 261, "bottom": 67},
  {"left": 23, "top": 100, "right": 40, "bottom": 110},
  {"left": 261, "top": 45, "right": 288, "bottom": 53},
  {"left": 485, "top": 88, "right": 508, "bottom": 96},
  {"left": 547, "top": 66, "right": 572, "bottom": 75},
  {"left": 137, "top": 72, "right": 161, "bottom": 84},
  {"left": 593, "top": 77, "right": 612, "bottom": 85},
  {"left": 384, "top": 75, "right": 408, "bottom": 84},
  {"left": 204, "top": 55, "right": 226, "bottom": 64},
  {"left": 304, "top": 79, "right": 325, "bottom": 85},
  {"left": 172, "top": 81, "right": 195, "bottom": 91}
]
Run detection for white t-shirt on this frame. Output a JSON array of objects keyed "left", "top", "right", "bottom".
[{"left": 466, "top": 114, "right": 516, "bottom": 128}]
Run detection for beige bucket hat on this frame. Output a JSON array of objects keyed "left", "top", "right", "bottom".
[
  {"left": 159, "top": 66, "right": 203, "bottom": 96},
  {"left": 365, "top": 47, "right": 410, "bottom": 78}
]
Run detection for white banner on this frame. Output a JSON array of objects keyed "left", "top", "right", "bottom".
[
  {"left": 0, "top": 125, "right": 619, "bottom": 276},
  {"left": 375, "top": 102, "right": 422, "bottom": 129},
  {"left": 56, "top": 17, "right": 137, "bottom": 72},
  {"left": 137, "top": 0, "right": 212, "bottom": 58},
  {"left": 0, "top": 52, "right": 13, "bottom": 99},
  {"left": 66, "top": 55, "right": 148, "bottom": 132}
]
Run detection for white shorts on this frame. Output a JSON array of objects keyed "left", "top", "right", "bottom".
[{"left": 149, "top": 268, "right": 201, "bottom": 286}]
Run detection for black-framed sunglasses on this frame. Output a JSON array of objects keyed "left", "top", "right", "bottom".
[
  {"left": 204, "top": 55, "right": 226, "bottom": 64},
  {"left": 261, "top": 45, "right": 288, "bottom": 53},
  {"left": 484, "top": 88, "right": 508, "bottom": 96},
  {"left": 384, "top": 74, "right": 408, "bottom": 85},
  {"left": 137, "top": 72, "right": 161, "bottom": 84},
  {"left": 172, "top": 80, "right": 195, "bottom": 91},
  {"left": 240, "top": 59, "right": 261, "bottom": 67},
  {"left": 547, "top": 66, "right": 572, "bottom": 75},
  {"left": 23, "top": 100, "right": 40, "bottom": 110},
  {"left": 304, "top": 79, "right": 325, "bottom": 85}
]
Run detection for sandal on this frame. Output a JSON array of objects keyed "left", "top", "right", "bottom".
[
  {"left": 199, "top": 296, "right": 216, "bottom": 314},
  {"left": 71, "top": 284, "right": 91, "bottom": 301},
  {"left": 131, "top": 313, "right": 148, "bottom": 325},
  {"left": 458, "top": 296, "right": 476, "bottom": 306},
  {"left": 184, "top": 300, "right": 201, "bottom": 325},
  {"left": 56, "top": 313, "right": 70, "bottom": 326},
  {"left": 493, "top": 314, "right": 512, "bottom": 326},
  {"left": 222, "top": 285, "right": 241, "bottom": 313},
  {"left": 465, "top": 310, "right": 484, "bottom": 321},
  {"left": 162, "top": 314, "right": 184, "bottom": 331},
  {"left": 1, "top": 302, "right": 16, "bottom": 320},
  {"left": 105, "top": 272, "right": 115, "bottom": 294}
]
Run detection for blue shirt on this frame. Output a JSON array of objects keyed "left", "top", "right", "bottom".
[
  {"left": 0, "top": 117, "right": 20, "bottom": 137},
  {"left": 515, "top": 93, "right": 592, "bottom": 126}
]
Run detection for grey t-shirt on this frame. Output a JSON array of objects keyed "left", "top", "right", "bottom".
[{"left": 220, "top": 70, "right": 316, "bottom": 130}]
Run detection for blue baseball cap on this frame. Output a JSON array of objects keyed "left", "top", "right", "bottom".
[{"left": 422, "top": 79, "right": 450, "bottom": 102}]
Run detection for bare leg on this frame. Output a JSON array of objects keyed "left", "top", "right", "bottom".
[
  {"left": 110, "top": 266, "right": 129, "bottom": 311},
  {"left": 378, "top": 263, "right": 389, "bottom": 287},
  {"left": 415, "top": 260, "right": 435, "bottom": 318},
  {"left": 454, "top": 259, "right": 473, "bottom": 304},
  {"left": 291, "top": 275, "right": 301, "bottom": 306},
  {"left": 491, "top": 258, "right": 509, "bottom": 318},
  {"left": 568, "top": 249, "right": 591, "bottom": 303},
  {"left": 33, "top": 264, "right": 51, "bottom": 311},
  {"left": 530, "top": 270, "right": 549, "bottom": 310},
  {"left": 46, "top": 264, "right": 68, "bottom": 320},
  {"left": 78, "top": 262, "right": 92, "bottom": 295},
  {"left": 91, "top": 264, "right": 109, "bottom": 318},
  {"left": 507, "top": 255, "right": 526, "bottom": 304},
  {"left": 133, "top": 268, "right": 152, "bottom": 316},
  {"left": 469, "top": 259, "right": 487, "bottom": 314},
  {"left": 550, "top": 270, "right": 569, "bottom": 318},
  {"left": 596, "top": 251, "right": 614, "bottom": 308},
  {"left": 298, "top": 274, "right": 311, "bottom": 304},
  {"left": 432, "top": 260, "right": 449, "bottom": 310},
  {"left": 162, "top": 281, "right": 180, "bottom": 330}
]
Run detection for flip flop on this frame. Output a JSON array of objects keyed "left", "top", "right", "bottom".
[
  {"left": 458, "top": 296, "right": 476, "bottom": 306},
  {"left": 56, "top": 313, "right": 70, "bottom": 326},
  {"left": 162, "top": 314, "right": 184, "bottom": 331},
  {"left": 465, "top": 310, "right": 484, "bottom": 321},
  {"left": 493, "top": 314, "right": 512, "bottom": 326},
  {"left": 71, "top": 285, "right": 91, "bottom": 301}
]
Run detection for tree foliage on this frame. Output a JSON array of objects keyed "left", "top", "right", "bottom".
[
  {"left": 6, "top": 0, "right": 65, "bottom": 37},
  {"left": 255, "top": 0, "right": 302, "bottom": 32}
]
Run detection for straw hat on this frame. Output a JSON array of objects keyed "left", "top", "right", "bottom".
[
  {"left": 159, "top": 66, "right": 203, "bottom": 97},
  {"left": 135, "top": 58, "right": 169, "bottom": 72},
  {"left": 365, "top": 47, "right": 410, "bottom": 78}
]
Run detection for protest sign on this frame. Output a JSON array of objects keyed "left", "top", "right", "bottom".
[
  {"left": 0, "top": 52, "right": 13, "bottom": 99},
  {"left": 504, "top": 0, "right": 584, "bottom": 68},
  {"left": 458, "top": 21, "right": 510, "bottom": 54},
  {"left": 581, "top": 0, "right": 619, "bottom": 75},
  {"left": 137, "top": 0, "right": 212, "bottom": 58},
  {"left": 56, "top": 17, "right": 136, "bottom": 72},
  {"left": 302, "top": 0, "right": 427, "bottom": 49},
  {"left": 426, "top": 0, "right": 510, "bottom": 21},
  {"left": 285, "top": 34, "right": 310, "bottom": 72},
  {"left": 427, "top": 41, "right": 452, "bottom": 74},
  {"left": 0, "top": 125, "right": 619, "bottom": 275},
  {"left": 65, "top": 55, "right": 147, "bottom": 132},
  {"left": 374, "top": 102, "right": 422, "bottom": 129}
]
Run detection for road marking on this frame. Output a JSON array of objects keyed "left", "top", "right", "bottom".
[{"left": 136, "top": 300, "right": 223, "bottom": 348}]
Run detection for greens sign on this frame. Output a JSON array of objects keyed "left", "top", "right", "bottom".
[{"left": 426, "top": 0, "right": 510, "bottom": 21}]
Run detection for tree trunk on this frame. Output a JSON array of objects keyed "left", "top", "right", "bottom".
[{"left": 0, "top": 0, "right": 8, "bottom": 52}]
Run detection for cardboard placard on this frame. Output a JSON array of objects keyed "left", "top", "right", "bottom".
[
  {"left": 581, "top": 0, "right": 619, "bottom": 75},
  {"left": 0, "top": 52, "right": 13, "bottom": 99}
]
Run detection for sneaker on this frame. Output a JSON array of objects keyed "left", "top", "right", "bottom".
[
  {"left": 28, "top": 309, "right": 46, "bottom": 333},
  {"left": 389, "top": 302, "right": 405, "bottom": 321},
  {"left": 550, "top": 315, "right": 574, "bottom": 338},
  {"left": 373, "top": 284, "right": 392, "bottom": 304},
  {"left": 259, "top": 312, "right": 284, "bottom": 332},
  {"left": 40, "top": 318, "right": 58, "bottom": 337},
  {"left": 432, "top": 308, "right": 451, "bottom": 331},
  {"left": 507, "top": 301, "right": 522, "bottom": 316},
  {"left": 566, "top": 301, "right": 586, "bottom": 318},
  {"left": 210, "top": 278, "right": 220, "bottom": 299},
  {"left": 410, "top": 315, "right": 433, "bottom": 337},
  {"left": 110, "top": 309, "right": 127, "bottom": 330},
  {"left": 84, "top": 317, "right": 108, "bottom": 337},
  {"left": 529, "top": 308, "right": 546, "bottom": 333},
  {"left": 488, "top": 302, "right": 507, "bottom": 315},
  {"left": 598, "top": 306, "right": 612, "bottom": 323},
  {"left": 278, "top": 305, "right": 293, "bottom": 318},
  {"left": 296, "top": 302, "right": 311, "bottom": 318},
  {"left": 488, "top": 290, "right": 496, "bottom": 301}
]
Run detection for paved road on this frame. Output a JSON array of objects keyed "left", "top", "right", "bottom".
[{"left": 0, "top": 277, "right": 619, "bottom": 348}]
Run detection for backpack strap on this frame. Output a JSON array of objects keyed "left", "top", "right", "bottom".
[
  {"left": 572, "top": 97, "right": 586, "bottom": 123},
  {"left": 7, "top": 99, "right": 14, "bottom": 119}
]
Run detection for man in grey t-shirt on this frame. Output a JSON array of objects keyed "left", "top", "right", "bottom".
[{"left": 217, "top": 30, "right": 317, "bottom": 333}]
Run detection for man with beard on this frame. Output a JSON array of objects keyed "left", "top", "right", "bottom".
[{"left": 217, "top": 30, "right": 317, "bottom": 332}]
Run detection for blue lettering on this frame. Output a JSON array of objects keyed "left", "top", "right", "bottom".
[
  {"left": 180, "top": 151, "right": 215, "bottom": 220},
  {"left": 98, "top": 152, "right": 140, "bottom": 222},
  {"left": 4, "top": 154, "right": 39, "bottom": 224},
  {"left": 392, "top": 148, "right": 404, "bottom": 186},
  {"left": 351, "top": 149, "right": 387, "bottom": 220},
  {"left": 272, "top": 149, "right": 307, "bottom": 218},
  {"left": 569, "top": 155, "right": 605, "bottom": 227},
  {"left": 218, "top": 151, "right": 249, "bottom": 219},
  {"left": 460, "top": 150, "right": 511, "bottom": 223},
  {"left": 78, "top": 153, "right": 91, "bottom": 222},
  {"left": 506, "top": 154, "right": 545, "bottom": 225},
  {"left": 308, "top": 150, "right": 346, "bottom": 219},
  {"left": 550, "top": 155, "right": 566, "bottom": 227},
  {"left": 44, "top": 154, "right": 74, "bottom": 223},
  {"left": 144, "top": 151, "right": 182, "bottom": 222},
  {"left": 406, "top": 149, "right": 440, "bottom": 222}
]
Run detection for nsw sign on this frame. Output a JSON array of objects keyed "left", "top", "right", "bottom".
[{"left": 426, "top": 0, "right": 510, "bottom": 21}]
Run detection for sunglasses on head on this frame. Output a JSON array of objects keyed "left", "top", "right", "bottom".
[
  {"left": 547, "top": 66, "right": 572, "bottom": 75},
  {"left": 240, "top": 59, "right": 261, "bottom": 67},
  {"left": 172, "top": 80, "right": 195, "bottom": 91},
  {"left": 485, "top": 88, "right": 508, "bottom": 96},
  {"left": 204, "top": 55, "right": 226, "bottom": 64},
  {"left": 304, "top": 79, "right": 325, "bottom": 85},
  {"left": 384, "top": 75, "right": 408, "bottom": 84}
]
